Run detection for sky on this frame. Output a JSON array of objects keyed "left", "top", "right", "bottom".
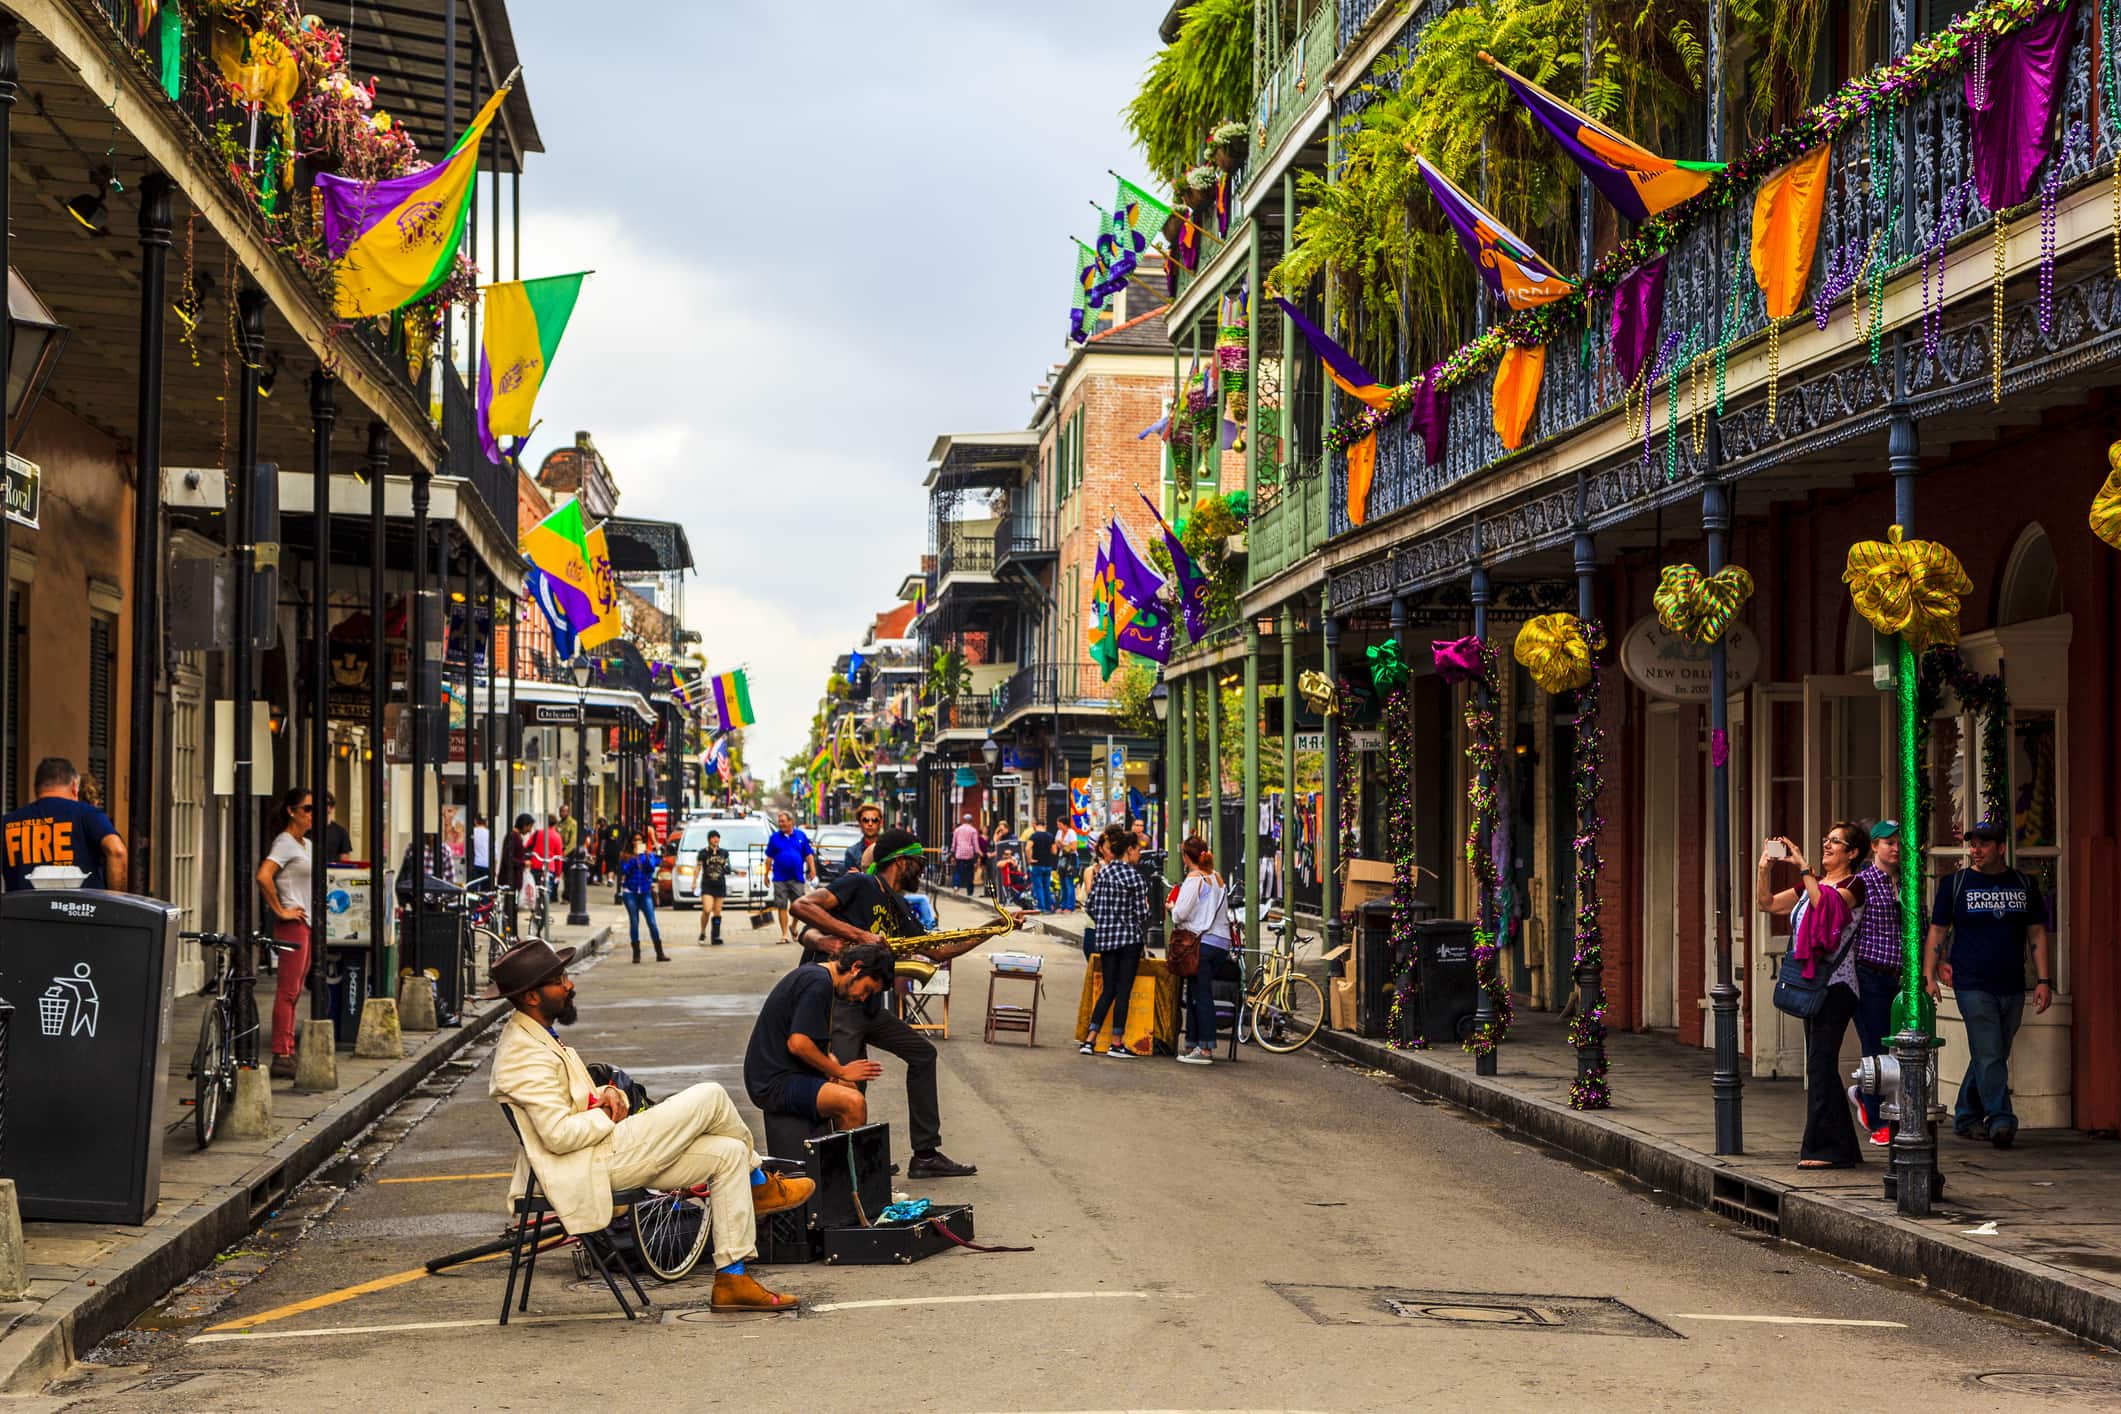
[{"left": 505, "top": 1, "right": 1157, "bottom": 773}]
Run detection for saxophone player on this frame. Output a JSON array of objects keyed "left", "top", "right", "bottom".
[{"left": 791, "top": 828, "right": 1014, "bottom": 1180}]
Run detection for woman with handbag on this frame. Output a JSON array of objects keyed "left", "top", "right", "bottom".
[
  {"left": 1171, "top": 837, "right": 1240, "bottom": 1065},
  {"left": 1080, "top": 827, "right": 1148, "bottom": 1056},
  {"left": 1757, "top": 822, "right": 1871, "bottom": 1169}
]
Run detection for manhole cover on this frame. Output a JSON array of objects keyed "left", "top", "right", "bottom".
[
  {"left": 1270, "top": 1284, "right": 1680, "bottom": 1340},
  {"left": 1975, "top": 1372, "right": 2121, "bottom": 1397}
]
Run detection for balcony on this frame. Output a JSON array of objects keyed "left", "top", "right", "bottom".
[
  {"left": 1326, "top": 2, "right": 2116, "bottom": 541},
  {"left": 993, "top": 662, "right": 1119, "bottom": 730},
  {"left": 936, "top": 532, "right": 997, "bottom": 583},
  {"left": 1248, "top": 0, "right": 1336, "bottom": 196},
  {"left": 1247, "top": 454, "right": 1331, "bottom": 588},
  {"left": 440, "top": 362, "right": 524, "bottom": 538},
  {"left": 931, "top": 694, "right": 996, "bottom": 741},
  {"left": 993, "top": 512, "right": 1057, "bottom": 571}
]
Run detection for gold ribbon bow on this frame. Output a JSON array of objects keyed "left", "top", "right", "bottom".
[
  {"left": 1653, "top": 563, "right": 1755, "bottom": 644},
  {"left": 1513, "top": 613, "right": 1594, "bottom": 695},
  {"left": 1842, "top": 525, "right": 1972, "bottom": 653},
  {"left": 2090, "top": 439, "right": 2121, "bottom": 549},
  {"left": 1296, "top": 669, "right": 1339, "bottom": 716}
]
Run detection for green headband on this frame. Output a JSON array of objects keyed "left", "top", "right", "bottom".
[{"left": 866, "top": 843, "right": 925, "bottom": 874}]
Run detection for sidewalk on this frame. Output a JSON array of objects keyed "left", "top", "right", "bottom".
[
  {"left": 0, "top": 902, "right": 621, "bottom": 1392},
  {"left": 1019, "top": 895, "right": 2121, "bottom": 1350}
]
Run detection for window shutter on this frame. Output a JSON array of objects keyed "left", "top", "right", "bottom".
[{"left": 88, "top": 615, "right": 114, "bottom": 793}]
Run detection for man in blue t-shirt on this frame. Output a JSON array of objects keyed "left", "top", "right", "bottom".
[
  {"left": 763, "top": 811, "right": 815, "bottom": 945},
  {"left": 3, "top": 757, "right": 126, "bottom": 891},
  {"left": 1924, "top": 818, "right": 2053, "bottom": 1148}
]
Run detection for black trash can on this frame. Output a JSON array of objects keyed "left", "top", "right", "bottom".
[
  {"left": 1353, "top": 899, "right": 1396, "bottom": 1039},
  {"left": 1136, "top": 851, "right": 1169, "bottom": 927},
  {"left": 325, "top": 942, "right": 370, "bottom": 1047},
  {"left": 1414, "top": 919, "right": 1480, "bottom": 1045},
  {"left": 0, "top": 889, "right": 180, "bottom": 1224},
  {"left": 404, "top": 904, "right": 466, "bottom": 1024}
]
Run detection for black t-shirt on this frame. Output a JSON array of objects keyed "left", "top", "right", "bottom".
[
  {"left": 697, "top": 847, "right": 729, "bottom": 885},
  {"left": 744, "top": 963, "right": 837, "bottom": 1105},
  {"left": 798, "top": 871, "right": 924, "bottom": 1013},
  {"left": 1931, "top": 867, "right": 2045, "bottom": 995},
  {"left": 1028, "top": 830, "right": 1057, "bottom": 866},
  {"left": 322, "top": 822, "right": 353, "bottom": 863},
  {"left": 2, "top": 797, "right": 119, "bottom": 890}
]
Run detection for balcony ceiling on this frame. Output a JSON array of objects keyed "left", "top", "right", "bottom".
[
  {"left": 601, "top": 515, "right": 694, "bottom": 573},
  {"left": 306, "top": 0, "right": 544, "bottom": 167},
  {"left": 925, "top": 430, "right": 1034, "bottom": 490}
]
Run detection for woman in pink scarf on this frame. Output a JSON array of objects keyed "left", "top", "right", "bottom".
[{"left": 1755, "top": 822, "right": 1871, "bottom": 1169}]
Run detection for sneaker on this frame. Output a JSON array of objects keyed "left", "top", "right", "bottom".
[
  {"left": 1989, "top": 1120, "right": 2017, "bottom": 1149},
  {"left": 269, "top": 1053, "right": 296, "bottom": 1080},
  {"left": 1868, "top": 1126, "right": 1892, "bottom": 1147},
  {"left": 1078, "top": 1041, "right": 1096, "bottom": 1055},
  {"left": 1176, "top": 1048, "right": 1212, "bottom": 1066},
  {"left": 1845, "top": 1084, "right": 1869, "bottom": 1135},
  {"left": 1107, "top": 1044, "right": 1133, "bottom": 1059}
]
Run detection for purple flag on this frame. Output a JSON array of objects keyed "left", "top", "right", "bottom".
[
  {"left": 1142, "top": 493, "right": 1208, "bottom": 642},
  {"left": 1116, "top": 603, "right": 1175, "bottom": 663},
  {"left": 1107, "top": 519, "right": 1167, "bottom": 616},
  {"left": 1611, "top": 256, "right": 1668, "bottom": 385},
  {"left": 1406, "top": 375, "right": 1449, "bottom": 466},
  {"left": 1969, "top": 7, "right": 2073, "bottom": 210}
]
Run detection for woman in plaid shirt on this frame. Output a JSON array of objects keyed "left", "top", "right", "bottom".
[{"left": 1081, "top": 825, "right": 1149, "bottom": 1057}]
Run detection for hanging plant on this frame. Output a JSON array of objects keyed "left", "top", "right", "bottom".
[
  {"left": 1123, "top": 0, "right": 1253, "bottom": 186},
  {"left": 1209, "top": 119, "right": 1250, "bottom": 172}
]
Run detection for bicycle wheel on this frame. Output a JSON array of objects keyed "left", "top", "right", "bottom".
[
  {"left": 1251, "top": 973, "right": 1325, "bottom": 1054},
  {"left": 629, "top": 1189, "right": 710, "bottom": 1281},
  {"left": 1234, "top": 967, "right": 1270, "bottom": 1045},
  {"left": 193, "top": 1004, "right": 229, "bottom": 1149}
]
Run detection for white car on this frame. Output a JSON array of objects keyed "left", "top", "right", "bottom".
[{"left": 670, "top": 818, "right": 773, "bottom": 910}]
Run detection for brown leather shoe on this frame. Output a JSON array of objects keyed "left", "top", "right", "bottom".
[
  {"left": 752, "top": 1173, "right": 815, "bottom": 1216},
  {"left": 709, "top": 1271, "right": 799, "bottom": 1311}
]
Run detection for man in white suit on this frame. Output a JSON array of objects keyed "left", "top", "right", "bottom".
[{"left": 485, "top": 939, "right": 812, "bottom": 1311}]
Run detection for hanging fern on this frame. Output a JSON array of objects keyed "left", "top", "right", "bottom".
[{"left": 1124, "top": 0, "right": 1256, "bottom": 186}]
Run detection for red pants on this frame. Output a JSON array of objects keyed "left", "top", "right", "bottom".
[{"left": 271, "top": 917, "right": 311, "bottom": 1057}]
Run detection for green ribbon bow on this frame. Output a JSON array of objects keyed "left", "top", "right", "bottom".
[{"left": 1367, "top": 638, "right": 1407, "bottom": 691}]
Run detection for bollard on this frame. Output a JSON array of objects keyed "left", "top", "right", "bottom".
[
  {"left": 224, "top": 1067, "right": 275, "bottom": 1139},
  {"left": 353, "top": 997, "right": 403, "bottom": 1059},
  {"left": 0, "top": 1179, "right": 24, "bottom": 1301},
  {"left": 397, "top": 972, "right": 438, "bottom": 1032},
  {"left": 293, "top": 1018, "right": 339, "bottom": 1092}
]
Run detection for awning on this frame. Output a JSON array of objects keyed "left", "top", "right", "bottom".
[{"left": 498, "top": 677, "right": 655, "bottom": 727}]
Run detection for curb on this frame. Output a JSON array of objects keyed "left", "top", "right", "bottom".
[
  {"left": 0, "top": 923, "right": 613, "bottom": 1393},
  {"left": 1312, "top": 1025, "right": 2121, "bottom": 1352}
]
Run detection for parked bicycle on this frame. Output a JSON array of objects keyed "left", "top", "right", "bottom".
[
  {"left": 181, "top": 930, "right": 265, "bottom": 1149},
  {"left": 1237, "top": 912, "right": 1325, "bottom": 1054}
]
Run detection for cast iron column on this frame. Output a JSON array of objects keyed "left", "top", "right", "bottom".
[
  {"left": 1242, "top": 621, "right": 1260, "bottom": 961},
  {"left": 1320, "top": 607, "right": 1342, "bottom": 964},
  {"left": 1706, "top": 474, "right": 1744, "bottom": 1153},
  {"left": 232, "top": 286, "right": 265, "bottom": 1065},
  {"left": 502, "top": 592, "right": 515, "bottom": 855},
  {"left": 126, "top": 171, "right": 172, "bottom": 891},
  {"left": 1204, "top": 663, "right": 1223, "bottom": 865},
  {"left": 1470, "top": 544, "right": 1500, "bottom": 1075},
  {"left": 567, "top": 699, "right": 589, "bottom": 926},
  {"left": 0, "top": 19, "right": 17, "bottom": 810},
  {"left": 1279, "top": 604, "right": 1296, "bottom": 953},
  {"left": 1886, "top": 401, "right": 1936, "bottom": 1214},
  {"left": 1573, "top": 514, "right": 1607, "bottom": 1092},
  {"left": 481, "top": 564, "right": 495, "bottom": 850},
  {"left": 364, "top": 423, "right": 389, "bottom": 987},
  {"left": 457, "top": 531, "right": 474, "bottom": 838},
  {"left": 408, "top": 466, "right": 433, "bottom": 972},
  {"left": 307, "top": 369, "right": 335, "bottom": 1024}
]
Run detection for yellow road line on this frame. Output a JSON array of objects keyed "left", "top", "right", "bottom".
[
  {"left": 202, "top": 1239, "right": 551, "bottom": 1333},
  {"left": 193, "top": 1310, "right": 638, "bottom": 1343},
  {"left": 374, "top": 1171, "right": 514, "bottom": 1185}
]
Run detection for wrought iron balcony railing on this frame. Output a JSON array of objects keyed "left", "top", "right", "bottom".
[
  {"left": 1248, "top": 454, "right": 1331, "bottom": 588},
  {"left": 1249, "top": 0, "right": 1337, "bottom": 193},
  {"left": 937, "top": 533, "right": 997, "bottom": 580},
  {"left": 1325, "top": 1, "right": 2114, "bottom": 539},
  {"left": 993, "top": 512, "right": 1057, "bottom": 565}
]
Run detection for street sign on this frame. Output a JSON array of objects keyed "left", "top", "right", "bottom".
[
  {"left": 533, "top": 702, "right": 582, "bottom": 724},
  {"left": 1108, "top": 746, "right": 1126, "bottom": 773},
  {"left": 1294, "top": 732, "right": 1324, "bottom": 753},
  {"left": 6, "top": 453, "right": 40, "bottom": 529},
  {"left": 989, "top": 773, "right": 1022, "bottom": 787}
]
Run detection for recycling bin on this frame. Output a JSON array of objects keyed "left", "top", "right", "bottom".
[
  {"left": 1415, "top": 919, "right": 1480, "bottom": 1046},
  {"left": 403, "top": 903, "right": 466, "bottom": 1024},
  {"left": 0, "top": 889, "right": 180, "bottom": 1223},
  {"left": 325, "top": 942, "right": 371, "bottom": 1047}
]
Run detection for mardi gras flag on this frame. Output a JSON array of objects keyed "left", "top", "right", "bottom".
[
  {"left": 1275, "top": 295, "right": 1390, "bottom": 524},
  {"left": 1070, "top": 242, "right": 1100, "bottom": 343},
  {"left": 1087, "top": 543, "right": 1121, "bottom": 681},
  {"left": 316, "top": 83, "right": 510, "bottom": 319},
  {"left": 1415, "top": 156, "right": 1574, "bottom": 312},
  {"left": 1482, "top": 53, "right": 1721, "bottom": 222},
  {"left": 521, "top": 499, "right": 598, "bottom": 648},
  {"left": 1107, "top": 518, "right": 1166, "bottom": 616},
  {"left": 477, "top": 272, "right": 587, "bottom": 464},
  {"left": 1174, "top": 213, "right": 1201, "bottom": 272},
  {"left": 575, "top": 522, "right": 621, "bottom": 651},
  {"left": 710, "top": 669, "right": 755, "bottom": 733},
  {"left": 1142, "top": 492, "right": 1208, "bottom": 643},
  {"left": 671, "top": 675, "right": 700, "bottom": 713},
  {"left": 1115, "top": 176, "right": 1174, "bottom": 248},
  {"left": 912, "top": 578, "right": 928, "bottom": 620},
  {"left": 525, "top": 569, "right": 580, "bottom": 659}
]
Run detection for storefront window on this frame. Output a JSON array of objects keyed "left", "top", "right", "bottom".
[{"left": 2011, "top": 711, "right": 2059, "bottom": 850}]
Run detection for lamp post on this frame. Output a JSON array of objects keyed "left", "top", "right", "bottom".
[{"left": 566, "top": 654, "right": 591, "bottom": 926}]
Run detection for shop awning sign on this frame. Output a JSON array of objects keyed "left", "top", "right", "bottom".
[
  {"left": 6, "top": 454, "right": 39, "bottom": 530},
  {"left": 1618, "top": 615, "right": 1761, "bottom": 703}
]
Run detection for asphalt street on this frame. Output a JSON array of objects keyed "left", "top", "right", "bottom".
[{"left": 30, "top": 895, "right": 2121, "bottom": 1412}]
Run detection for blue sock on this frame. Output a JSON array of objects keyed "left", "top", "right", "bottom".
[
  {"left": 750, "top": 1168, "right": 767, "bottom": 1187},
  {"left": 717, "top": 1260, "right": 745, "bottom": 1275}
]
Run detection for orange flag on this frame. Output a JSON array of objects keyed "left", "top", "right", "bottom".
[
  {"left": 1492, "top": 344, "right": 1545, "bottom": 450},
  {"left": 1346, "top": 433, "right": 1379, "bottom": 526},
  {"left": 1750, "top": 145, "right": 1832, "bottom": 319}
]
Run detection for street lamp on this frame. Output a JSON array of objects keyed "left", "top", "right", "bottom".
[
  {"left": 1149, "top": 680, "right": 1170, "bottom": 723},
  {"left": 6, "top": 267, "right": 69, "bottom": 448},
  {"left": 565, "top": 654, "right": 592, "bottom": 926},
  {"left": 980, "top": 736, "right": 1000, "bottom": 769}
]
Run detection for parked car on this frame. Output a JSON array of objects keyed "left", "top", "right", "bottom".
[
  {"left": 666, "top": 817, "right": 773, "bottom": 909},
  {"left": 810, "top": 824, "right": 864, "bottom": 877}
]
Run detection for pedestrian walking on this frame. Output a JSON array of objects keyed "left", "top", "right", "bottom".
[
  {"left": 500, "top": 812, "right": 534, "bottom": 913},
  {"left": 1758, "top": 823, "right": 1870, "bottom": 1169},
  {"left": 696, "top": 829, "right": 730, "bottom": 945},
  {"left": 1026, "top": 817, "right": 1058, "bottom": 913},
  {"left": 589, "top": 815, "right": 610, "bottom": 884},
  {"left": 1925, "top": 819, "right": 2053, "bottom": 1148},
  {"left": 558, "top": 803, "right": 580, "bottom": 861},
  {"left": 469, "top": 813, "right": 492, "bottom": 881},
  {"left": 1, "top": 756, "right": 125, "bottom": 890},
  {"left": 950, "top": 813, "right": 980, "bottom": 892},
  {"left": 540, "top": 815, "right": 566, "bottom": 901},
  {"left": 1171, "top": 837, "right": 1240, "bottom": 1064},
  {"left": 256, "top": 786, "right": 316, "bottom": 1080},
  {"left": 620, "top": 830, "right": 668, "bottom": 963},
  {"left": 1848, "top": 819, "right": 1905, "bottom": 1142},
  {"left": 1057, "top": 820, "right": 1083, "bottom": 911},
  {"left": 1081, "top": 825, "right": 1148, "bottom": 1057},
  {"left": 764, "top": 810, "right": 815, "bottom": 945}
]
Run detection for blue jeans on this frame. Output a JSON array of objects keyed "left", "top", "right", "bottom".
[
  {"left": 622, "top": 891, "right": 661, "bottom": 946},
  {"left": 952, "top": 857, "right": 975, "bottom": 892},
  {"left": 1030, "top": 865, "right": 1054, "bottom": 912},
  {"left": 1954, "top": 988, "right": 2025, "bottom": 1133},
  {"left": 1058, "top": 870, "right": 1078, "bottom": 910},
  {"left": 1852, "top": 966, "right": 1899, "bottom": 1130},
  {"left": 1185, "top": 944, "right": 1239, "bottom": 1050}
]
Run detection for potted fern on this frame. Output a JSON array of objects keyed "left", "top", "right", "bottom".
[{"left": 1209, "top": 120, "right": 1249, "bottom": 172}]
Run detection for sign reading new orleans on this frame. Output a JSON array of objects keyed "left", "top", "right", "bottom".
[{"left": 1619, "top": 615, "right": 1760, "bottom": 703}]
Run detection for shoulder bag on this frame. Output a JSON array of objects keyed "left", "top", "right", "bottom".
[{"left": 1771, "top": 895, "right": 1857, "bottom": 1020}]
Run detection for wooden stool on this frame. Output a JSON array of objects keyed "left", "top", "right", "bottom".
[{"left": 983, "top": 954, "right": 1044, "bottom": 1045}]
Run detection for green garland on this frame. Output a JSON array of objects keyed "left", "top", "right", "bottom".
[
  {"left": 1916, "top": 647, "right": 2010, "bottom": 835},
  {"left": 1317, "top": 0, "right": 2070, "bottom": 454},
  {"left": 1461, "top": 640, "right": 1513, "bottom": 1057}
]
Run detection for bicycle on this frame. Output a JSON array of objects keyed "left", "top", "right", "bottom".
[
  {"left": 181, "top": 930, "right": 264, "bottom": 1149},
  {"left": 1237, "top": 912, "right": 1325, "bottom": 1054}
]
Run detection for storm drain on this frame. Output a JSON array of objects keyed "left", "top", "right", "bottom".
[
  {"left": 1708, "top": 1173, "right": 1784, "bottom": 1236},
  {"left": 1269, "top": 1284, "right": 1680, "bottom": 1339}
]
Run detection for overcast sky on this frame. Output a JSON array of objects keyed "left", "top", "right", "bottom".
[{"left": 506, "top": 2, "right": 1155, "bottom": 772}]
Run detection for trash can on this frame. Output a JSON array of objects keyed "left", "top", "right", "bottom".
[
  {"left": 325, "top": 942, "right": 371, "bottom": 1047},
  {"left": 1353, "top": 900, "right": 1396, "bottom": 1039},
  {"left": 1414, "top": 919, "right": 1480, "bottom": 1045},
  {"left": 1136, "top": 852, "right": 1169, "bottom": 927},
  {"left": 403, "top": 904, "right": 465, "bottom": 1024},
  {"left": 0, "top": 889, "right": 180, "bottom": 1223}
]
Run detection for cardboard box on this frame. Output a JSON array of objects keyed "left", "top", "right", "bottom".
[
  {"left": 1341, "top": 858, "right": 1394, "bottom": 909},
  {"left": 1329, "top": 977, "right": 1357, "bottom": 1031}
]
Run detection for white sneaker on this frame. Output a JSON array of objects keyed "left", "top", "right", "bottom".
[
  {"left": 1176, "top": 1048, "right": 1212, "bottom": 1066},
  {"left": 1078, "top": 1041, "right": 1096, "bottom": 1055}
]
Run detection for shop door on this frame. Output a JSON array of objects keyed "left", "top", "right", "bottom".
[
  {"left": 1745, "top": 685, "right": 1805, "bottom": 1076},
  {"left": 1640, "top": 704, "right": 1680, "bottom": 1029}
]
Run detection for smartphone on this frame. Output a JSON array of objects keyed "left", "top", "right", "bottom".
[{"left": 1763, "top": 838, "right": 1789, "bottom": 860}]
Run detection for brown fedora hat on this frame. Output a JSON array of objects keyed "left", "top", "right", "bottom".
[{"left": 482, "top": 939, "right": 578, "bottom": 1000}]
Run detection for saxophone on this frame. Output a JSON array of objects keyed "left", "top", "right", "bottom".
[{"left": 889, "top": 900, "right": 1015, "bottom": 961}]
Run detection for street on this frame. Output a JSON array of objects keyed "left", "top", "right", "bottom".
[{"left": 25, "top": 896, "right": 2115, "bottom": 1413}]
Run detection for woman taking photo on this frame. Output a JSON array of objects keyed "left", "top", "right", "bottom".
[
  {"left": 619, "top": 830, "right": 669, "bottom": 964},
  {"left": 1171, "top": 837, "right": 1240, "bottom": 1065},
  {"left": 1756, "top": 821, "right": 1871, "bottom": 1169},
  {"left": 255, "top": 787, "right": 315, "bottom": 1081},
  {"left": 1080, "top": 826, "right": 1148, "bottom": 1057}
]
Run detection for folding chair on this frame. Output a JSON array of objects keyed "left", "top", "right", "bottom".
[
  {"left": 898, "top": 958, "right": 951, "bottom": 1038},
  {"left": 497, "top": 1106, "right": 653, "bottom": 1325}
]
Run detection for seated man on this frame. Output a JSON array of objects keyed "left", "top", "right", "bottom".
[
  {"left": 485, "top": 940, "right": 813, "bottom": 1312},
  {"left": 791, "top": 828, "right": 999, "bottom": 1180},
  {"left": 743, "top": 942, "right": 895, "bottom": 1134}
]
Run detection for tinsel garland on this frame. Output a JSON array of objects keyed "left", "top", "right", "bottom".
[
  {"left": 1460, "top": 639, "right": 1514, "bottom": 1056},
  {"left": 1383, "top": 682, "right": 1425, "bottom": 1048},
  {"left": 1566, "top": 626, "right": 1611, "bottom": 1109},
  {"left": 1915, "top": 647, "right": 2010, "bottom": 832},
  {"left": 1314, "top": 0, "right": 2068, "bottom": 452},
  {"left": 1334, "top": 682, "right": 1360, "bottom": 919}
]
